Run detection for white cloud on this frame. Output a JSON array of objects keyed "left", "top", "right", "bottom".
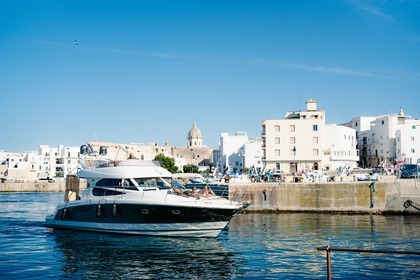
[
  {"left": 251, "top": 58, "right": 420, "bottom": 80},
  {"left": 347, "top": 0, "right": 395, "bottom": 21}
]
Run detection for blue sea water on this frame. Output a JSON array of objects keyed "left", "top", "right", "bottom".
[{"left": 0, "top": 192, "right": 419, "bottom": 279}]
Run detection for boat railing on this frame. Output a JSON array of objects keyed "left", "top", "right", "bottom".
[{"left": 316, "top": 245, "right": 420, "bottom": 280}]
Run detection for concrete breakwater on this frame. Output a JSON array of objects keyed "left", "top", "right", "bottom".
[
  {"left": 1, "top": 179, "right": 419, "bottom": 214},
  {"left": 231, "top": 179, "right": 420, "bottom": 214}
]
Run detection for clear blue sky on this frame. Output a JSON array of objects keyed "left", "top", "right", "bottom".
[{"left": 1, "top": 0, "right": 419, "bottom": 152}]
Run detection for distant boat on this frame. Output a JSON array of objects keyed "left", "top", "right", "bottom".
[{"left": 45, "top": 144, "right": 249, "bottom": 238}]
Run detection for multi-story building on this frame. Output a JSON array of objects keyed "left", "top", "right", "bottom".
[
  {"left": 38, "top": 145, "right": 80, "bottom": 179},
  {"left": 343, "top": 116, "right": 376, "bottom": 168},
  {"left": 243, "top": 137, "right": 264, "bottom": 173},
  {"left": 346, "top": 108, "right": 420, "bottom": 167},
  {"left": 323, "top": 124, "right": 359, "bottom": 171},
  {"left": 219, "top": 132, "right": 249, "bottom": 173},
  {"left": 261, "top": 99, "right": 358, "bottom": 173},
  {"left": 217, "top": 132, "right": 263, "bottom": 174}
]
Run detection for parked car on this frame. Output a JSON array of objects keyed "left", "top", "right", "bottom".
[{"left": 400, "top": 164, "right": 420, "bottom": 179}]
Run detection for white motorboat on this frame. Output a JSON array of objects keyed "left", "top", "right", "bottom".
[{"left": 45, "top": 145, "right": 249, "bottom": 238}]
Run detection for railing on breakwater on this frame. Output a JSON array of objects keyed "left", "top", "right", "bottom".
[{"left": 316, "top": 246, "right": 420, "bottom": 280}]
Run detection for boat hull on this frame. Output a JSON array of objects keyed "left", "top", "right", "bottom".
[{"left": 45, "top": 202, "right": 240, "bottom": 237}]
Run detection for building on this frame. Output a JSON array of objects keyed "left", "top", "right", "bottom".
[
  {"left": 346, "top": 108, "right": 420, "bottom": 167},
  {"left": 88, "top": 122, "right": 214, "bottom": 172},
  {"left": 187, "top": 121, "right": 202, "bottom": 148},
  {"left": 342, "top": 116, "right": 376, "bottom": 167},
  {"left": 0, "top": 122, "right": 215, "bottom": 181},
  {"left": 218, "top": 132, "right": 263, "bottom": 174},
  {"left": 0, "top": 145, "right": 80, "bottom": 182},
  {"left": 323, "top": 124, "right": 359, "bottom": 171},
  {"left": 261, "top": 99, "right": 358, "bottom": 173}
]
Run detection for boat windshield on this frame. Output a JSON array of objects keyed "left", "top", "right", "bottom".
[{"left": 133, "top": 177, "right": 172, "bottom": 190}]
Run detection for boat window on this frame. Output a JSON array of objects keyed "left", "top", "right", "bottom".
[
  {"left": 96, "top": 178, "right": 138, "bottom": 191},
  {"left": 134, "top": 177, "right": 172, "bottom": 189},
  {"left": 92, "top": 187, "right": 124, "bottom": 196},
  {"left": 97, "top": 179, "right": 120, "bottom": 187}
]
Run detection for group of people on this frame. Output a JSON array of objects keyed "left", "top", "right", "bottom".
[{"left": 173, "top": 185, "right": 215, "bottom": 198}]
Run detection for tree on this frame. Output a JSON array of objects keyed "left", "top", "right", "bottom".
[
  {"left": 154, "top": 154, "right": 179, "bottom": 174},
  {"left": 183, "top": 164, "right": 199, "bottom": 173}
]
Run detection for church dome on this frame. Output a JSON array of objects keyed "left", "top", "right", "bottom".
[
  {"left": 188, "top": 121, "right": 202, "bottom": 139},
  {"left": 187, "top": 121, "right": 203, "bottom": 148}
]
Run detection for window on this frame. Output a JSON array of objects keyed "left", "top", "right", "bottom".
[
  {"left": 274, "top": 125, "right": 280, "bottom": 132},
  {"left": 313, "top": 125, "right": 318, "bottom": 131},
  {"left": 312, "top": 137, "right": 318, "bottom": 144},
  {"left": 382, "top": 120, "right": 385, "bottom": 125},
  {"left": 92, "top": 188, "right": 124, "bottom": 196},
  {"left": 411, "top": 137, "right": 415, "bottom": 141},
  {"left": 290, "top": 125, "right": 295, "bottom": 132},
  {"left": 275, "top": 137, "right": 280, "bottom": 144},
  {"left": 290, "top": 137, "right": 295, "bottom": 144},
  {"left": 313, "top": 149, "right": 319, "bottom": 156},
  {"left": 275, "top": 149, "right": 280, "bottom": 156}
]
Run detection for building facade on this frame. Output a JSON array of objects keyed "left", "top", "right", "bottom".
[
  {"left": 217, "top": 132, "right": 263, "bottom": 174},
  {"left": 261, "top": 99, "right": 358, "bottom": 173},
  {"left": 346, "top": 108, "right": 420, "bottom": 167}
]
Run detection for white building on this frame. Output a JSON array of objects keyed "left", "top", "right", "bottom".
[
  {"left": 343, "top": 116, "right": 376, "bottom": 168},
  {"left": 261, "top": 99, "right": 358, "bottom": 173},
  {"left": 219, "top": 132, "right": 249, "bottom": 173},
  {"left": 0, "top": 145, "right": 80, "bottom": 182},
  {"left": 218, "top": 132, "right": 263, "bottom": 174},
  {"left": 323, "top": 124, "right": 359, "bottom": 171},
  {"left": 346, "top": 108, "right": 420, "bottom": 167},
  {"left": 0, "top": 151, "right": 39, "bottom": 181},
  {"left": 243, "top": 137, "right": 264, "bottom": 173},
  {"left": 38, "top": 145, "right": 80, "bottom": 179},
  {"left": 396, "top": 121, "right": 420, "bottom": 164}
]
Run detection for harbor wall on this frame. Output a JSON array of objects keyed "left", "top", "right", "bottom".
[
  {"left": 1, "top": 179, "right": 419, "bottom": 214},
  {"left": 0, "top": 180, "right": 88, "bottom": 193},
  {"left": 230, "top": 179, "right": 420, "bottom": 214}
]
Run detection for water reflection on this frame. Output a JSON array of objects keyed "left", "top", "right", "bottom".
[
  {"left": 52, "top": 230, "right": 238, "bottom": 279},
  {"left": 223, "top": 213, "right": 420, "bottom": 279}
]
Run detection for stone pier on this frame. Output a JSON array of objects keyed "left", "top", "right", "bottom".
[{"left": 230, "top": 179, "right": 420, "bottom": 214}]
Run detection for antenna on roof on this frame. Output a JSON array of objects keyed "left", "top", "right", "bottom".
[{"left": 299, "top": 92, "right": 301, "bottom": 112}]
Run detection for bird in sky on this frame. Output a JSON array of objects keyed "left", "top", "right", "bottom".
[{"left": 74, "top": 40, "right": 79, "bottom": 45}]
